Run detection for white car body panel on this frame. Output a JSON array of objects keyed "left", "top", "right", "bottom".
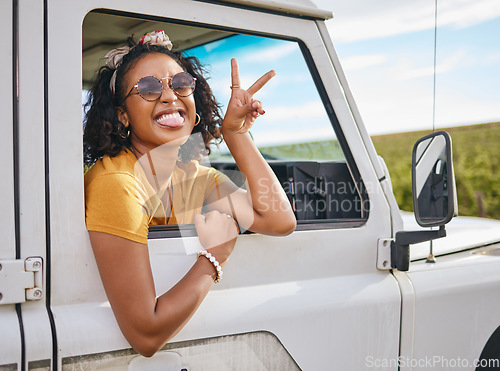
[{"left": 0, "top": 0, "right": 499, "bottom": 370}]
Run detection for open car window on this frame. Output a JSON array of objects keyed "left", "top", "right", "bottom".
[
  {"left": 185, "top": 35, "right": 368, "bottom": 224},
  {"left": 82, "top": 12, "right": 369, "bottom": 231}
]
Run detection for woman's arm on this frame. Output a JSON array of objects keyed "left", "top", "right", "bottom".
[
  {"left": 89, "top": 210, "right": 238, "bottom": 357},
  {"left": 207, "top": 58, "right": 296, "bottom": 236}
]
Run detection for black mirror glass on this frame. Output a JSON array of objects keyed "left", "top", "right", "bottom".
[{"left": 412, "top": 131, "right": 457, "bottom": 227}]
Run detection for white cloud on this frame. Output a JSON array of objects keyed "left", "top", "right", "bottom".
[
  {"left": 349, "top": 77, "right": 436, "bottom": 135},
  {"left": 396, "top": 50, "right": 466, "bottom": 80},
  {"left": 482, "top": 51, "right": 500, "bottom": 66},
  {"left": 240, "top": 43, "right": 297, "bottom": 63},
  {"left": 438, "top": 0, "right": 500, "bottom": 29},
  {"left": 338, "top": 55, "right": 500, "bottom": 135},
  {"left": 342, "top": 54, "right": 388, "bottom": 71},
  {"left": 252, "top": 126, "right": 334, "bottom": 146},
  {"left": 313, "top": 0, "right": 500, "bottom": 42},
  {"left": 249, "top": 101, "right": 333, "bottom": 146},
  {"left": 203, "top": 39, "right": 225, "bottom": 53},
  {"left": 264, "top": 101, "right": 326, "bottom": 122}
]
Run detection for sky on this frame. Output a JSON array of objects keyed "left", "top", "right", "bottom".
[
  {"left": 83, "top": 1, "right": 500, "bottom": 143},
  {"left": 313, "top": 0, "right": 500, "bottom": 135}
]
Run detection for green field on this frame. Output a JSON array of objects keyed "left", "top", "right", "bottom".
[{"left": 372, "top": 122, "right": 500, "bottom": 220}]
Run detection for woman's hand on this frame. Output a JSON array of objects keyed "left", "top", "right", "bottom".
[
  {"left": 222, "top": 58, "right": 275, "bottom": 135},
  {"left": 194, "top": 210, "right": 239, "bottom": 264},
  {"left": 214, "top": 59, "right": 296, "bottom": 237}
]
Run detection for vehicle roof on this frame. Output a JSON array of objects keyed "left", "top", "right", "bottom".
[
  {"left": 216, "top": 0, "right": 333, "bottom": 20},
  {"left": 82, "top": 1, "right": 332, "bottom": 88}
]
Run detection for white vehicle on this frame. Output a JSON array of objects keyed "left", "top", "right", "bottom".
[{"left": 1, "top": 0, "right": 499, "bottom": 370}]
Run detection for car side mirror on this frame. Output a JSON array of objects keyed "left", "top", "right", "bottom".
[
  {"left": 390, "top": 131, "right": 458, "bottom": 272},
  {"left": 412, "top": 131, "right": 458, "bottom": 227}
]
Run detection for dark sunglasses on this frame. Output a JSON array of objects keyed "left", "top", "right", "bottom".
[{"left": 125, "top": 72, "right": 197, "bottom": 101}]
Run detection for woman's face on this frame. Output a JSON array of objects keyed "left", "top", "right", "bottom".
[{"left": 117, "top": 53, "right": 197, "bottom": 154}]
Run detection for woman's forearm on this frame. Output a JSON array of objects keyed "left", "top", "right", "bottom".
[
  {"left": 219, "top": 59, "right": 296, "bottom": 235},
  {"left": 222, "top": 129, "right": 296, "bottom": 235},
  {"left": 90, "top": 230, "right": 234, "bottom": 357},
  {"left": 125, "top": 256, "right": 218, "bottom": 356}
]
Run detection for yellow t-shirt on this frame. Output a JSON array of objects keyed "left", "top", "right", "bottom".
[{"left": 84, "top": 149, "right": 229, "bottom": 244}]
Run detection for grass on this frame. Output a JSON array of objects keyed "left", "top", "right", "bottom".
[{"left": 259, "top": 139, "right": 344, "bottom": 161}]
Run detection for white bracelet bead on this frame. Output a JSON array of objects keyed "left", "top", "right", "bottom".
[{"left": 197, "top": 250, "right": 223, "bottom": 283}]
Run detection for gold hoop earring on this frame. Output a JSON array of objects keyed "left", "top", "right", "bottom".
[
  {"left": 119, "top": 126, "right": 130, "bottom": 139},
  {"left": 194, "top": 113, "right": 201, "bottom": 126}
]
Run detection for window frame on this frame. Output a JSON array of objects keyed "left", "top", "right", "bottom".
[{"left": 82, "top": 9, "right": 370, "bottom": 239}]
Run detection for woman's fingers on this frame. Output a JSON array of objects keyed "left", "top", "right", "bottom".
[
  {"left": 251, "top": 100, "right": 265, "bottom": 115},
  {"left": 230, "top": 58, "right": 241, "bottom": 89},
  {"left": 225, "top": 58, "right": 273, "bottom": 133},
  {"left": 230, "top": 58, "right": 275, "bottom": 95},
  {"left": 195, "top": 211, "right": 239, "bottom": 250},
  {"left": 247, "top": 70, "right": 276, "bottom": 95},
  {"left": 193, "top": 213, "right": 206, "bottom": 226}
]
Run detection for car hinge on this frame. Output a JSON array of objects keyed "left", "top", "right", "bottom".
[
  {"left": 0, "top": 257, "right": 43, "bottom": 305},
  {"left": 377, "top": 238, "right": 394, "bottom": 270}
]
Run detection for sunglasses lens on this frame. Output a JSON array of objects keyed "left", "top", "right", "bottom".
[
  {"left": 171, "top": 72, "right": 196, "bottom": 97},
  {"left": 137, "top": 76, "right": 163, "bottom": 101}
]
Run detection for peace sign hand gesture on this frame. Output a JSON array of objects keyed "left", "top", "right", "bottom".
[{"left": 222, "top": 58, "right": 275, "bottom": 135}]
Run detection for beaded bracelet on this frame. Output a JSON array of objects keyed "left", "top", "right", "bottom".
[{"left": 197, "top": 250, "right": 223, "bottom": 283}]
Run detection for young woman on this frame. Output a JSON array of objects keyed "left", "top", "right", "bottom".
[{"left": 84, "top": 30, "right": 296, "bottom": 357}]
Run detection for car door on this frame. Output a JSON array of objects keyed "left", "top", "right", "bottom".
[
  {"left": 0, "top": 1, "right": 55, "bottom": 370},
  {"left": 0, "top": 1, "right": 23, "bottom": 368},
  {"left": 47, "top": 0, "right": 402, "bottom": 369}
]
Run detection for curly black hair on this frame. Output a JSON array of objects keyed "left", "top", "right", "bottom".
[{"left": 83, "top": 39, "right": 223, "bottom": 165}]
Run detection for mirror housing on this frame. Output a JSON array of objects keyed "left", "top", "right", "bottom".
[
  {"left": 390, "top": 131, "right": 458, "bottom": 272},
  {"left": 412, "top": 131, "right": 458, "bottom": 227}
]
